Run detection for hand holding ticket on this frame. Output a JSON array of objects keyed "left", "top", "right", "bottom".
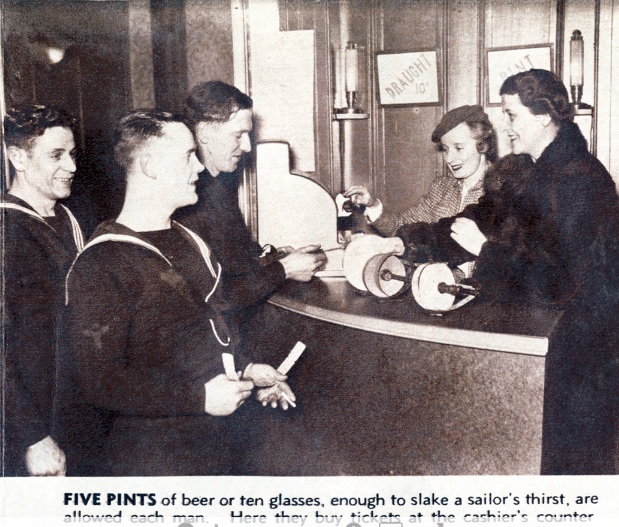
[
  {"left": 224, "top": 343, "right": 306, "bottom": 410},
  {"left": 277, "top": 341, "right": 306, "bottom": 375},
  {"left": 257, "top": 341, "right": 306, "bottom": 409},
  {"left": 222, "top": 353, "right": 241, "bottom": 381}
]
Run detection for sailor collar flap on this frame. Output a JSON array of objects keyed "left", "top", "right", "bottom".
[
  {"left": 66, "top": 220, "right": 222, "bottom": 310},
  {"left": 0, "top": 195, "right": 84, "bottom": 251}
]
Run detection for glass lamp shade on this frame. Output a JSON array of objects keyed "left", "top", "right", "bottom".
[
  {"left": 570, "top": 30, "right": 584, "bottom": 87},
  {"left": 345, "top": 42, "right": 358, "bottom": 93}
]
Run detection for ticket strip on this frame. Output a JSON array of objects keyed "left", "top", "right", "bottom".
[{"left": 222, "top": 342, "right": 307, "bottom": 407}]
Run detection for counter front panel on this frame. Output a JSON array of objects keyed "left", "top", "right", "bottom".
[{"left": 244, "top": 278, "right": 562, "bottom": 475}]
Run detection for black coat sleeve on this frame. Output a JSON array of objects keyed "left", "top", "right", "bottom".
[
  {"left": 395, "top": 156, "right": 526, "bottom": 271},
  {"left": 177, "top": 175, "right": 287, "bottom": 310}
]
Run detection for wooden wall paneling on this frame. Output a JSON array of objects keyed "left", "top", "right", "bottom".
[
  {"left": 150, "top": 0, "right": 188, "bottom": 113},
  {"left": 379, "top": 0, "right": 445, "bottom": 214},
  {"left": 446, "top": 0, "right": 481, "bottom": 108},
  {"left": 1, "top": 18, "right": 7, "bottom": 191},
  {"left": 69, "top": 3, "right": 132, "bottom": 226},
  {"left": 596, "top": 0, "right": 619, "bottom": 186},
  {"left": 478, "top": 0, "right": 487, "bottom": 107},
  {"left": 556, "top": 0, "right": 565, "bottom": 80},
  {"left": 593, "top": 0, "right": 600, "bottom": 156},
  {"left": 2, "top": 33, "right": 36, "bottom": 109},
  {"left": 185, "top": 0, "right": 235, "bottom": 89},
  {"left": 278, "top": 0, "right": 306, "bottom": 31},
  {"left": 231, "top": 0, "right": 257, "bottom": 238},
  {"left": 129, "top": 0, "right": 156, "bottom": 109},
  {"left": 329, "top": 2, "right": 344, "bottom": 195},
  {"left": 485, "top": 0, "right": 557, "bottom": 48},
  {"left": 368, "top": 0, "right": 385, "bottom": 204},
  {"left": 313, "top": 1, "right": 338, "bottom": 194},
  {"left": 232, "top": 0, "right": 250, "bottom": 93}
]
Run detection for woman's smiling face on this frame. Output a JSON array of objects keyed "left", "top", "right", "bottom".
[
  {"left": 440, "top": 122, "right": 483, "bottom": 180},
  {"left": 501, "top": 93, "right": 549, "bottom": 160}
]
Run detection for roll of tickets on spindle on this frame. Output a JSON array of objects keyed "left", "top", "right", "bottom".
[{"left": 277, "top": 341, "right": 306, "bottom": 375}]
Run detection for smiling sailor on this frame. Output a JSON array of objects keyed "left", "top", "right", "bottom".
[
  {"left": 2, "top": 104, "right": 84, "bottom": 476},
  {"left": 60, "top": 110, "right": 293, "bottom": 476}
]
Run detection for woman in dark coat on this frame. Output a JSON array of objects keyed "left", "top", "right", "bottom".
[{"left": 397, "top": 69, "right": 619, "bottom": 474}]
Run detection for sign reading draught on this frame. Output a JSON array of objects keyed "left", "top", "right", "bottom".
[{"left": 377, "top": 50, "right": 441, "bottom": 106}]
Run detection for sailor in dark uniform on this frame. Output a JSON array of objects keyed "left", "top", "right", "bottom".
[{"left": 2, "top": 104, "right": 84, "bottom": 476}]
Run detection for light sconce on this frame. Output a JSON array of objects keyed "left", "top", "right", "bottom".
[
  {"left": 344, "top": 41, "right": 360, "bottom": 113},
  {"left": 46, "top": 46, "right": 66, "bottom": 65},
  {"left": 335, "top": 41, "right": 367, "bottom": 117},
  {"left": 29, "top": 35, "right": 72, "bottom": 66},
  {"left": 569, "top": 29, "right": 594, "bottom": 153},
  {"left": 569, "top": 30, "right": 590, "bottom": 109},
  {"left": 333, "top": 40, "right": 368, "bottom": 238}
]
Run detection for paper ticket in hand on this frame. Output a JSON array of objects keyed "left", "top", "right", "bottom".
[
  {"left": 277, "top": 341, "right": 306, "bottom": 375},
  {"left": 222, "top": 353, "right": 240, "bottom": 381}
]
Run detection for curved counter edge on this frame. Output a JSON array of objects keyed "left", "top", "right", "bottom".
[{"left": 268, "top": 289, "right": 549, "bottom": 357}]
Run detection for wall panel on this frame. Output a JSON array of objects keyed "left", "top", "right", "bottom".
[
  {"left": 446, "top": 0, "right": 480, "bottom": 108},
  {"left": 129, "top": 0, "right": 156, "bottom": 109},
  {"left": 186, "top": 0, "right": 235, "bottom": 89},
  {"left": 597, "top": 0, "right": 619, "bottom": 186},
  {"left": 485, "top": 0, "right": 557, "bottom": 48},
  {"left": 379, "top": 0, "right": 445, "bottom": 215},
  {"left": 151, "top": 0, "right": 188, "bottom": 113}
]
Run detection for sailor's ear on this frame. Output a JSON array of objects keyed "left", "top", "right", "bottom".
[
  {"left": 7, "top": 146, "right": 27, "bottom": 172},
  {"left": 139, "top": 152, "right": 157, "bottom": 180},
  {"left": 195, "top": 121, "right": 211, "bottom": 145}
]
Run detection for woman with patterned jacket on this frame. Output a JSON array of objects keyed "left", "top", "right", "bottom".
[{"left": 344, "top": 104, "right": 497, "bottom": 236}]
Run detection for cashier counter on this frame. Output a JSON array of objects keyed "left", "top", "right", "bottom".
[{"left": 245, "top": 142, "right": 563, "bottom": 476}]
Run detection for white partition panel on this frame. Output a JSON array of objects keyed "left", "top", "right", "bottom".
[{"left": 256, "top": 142, "right": 343, "bottom": 273}]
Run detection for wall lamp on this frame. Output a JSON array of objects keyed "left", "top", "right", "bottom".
[
  {"left": 569, "top": 29, "right": 594, "bottom": 153},
  {"left": 29, "top": 35, "right": 73, "bottom": 66},
  {"left": 569, "top": 30, "right": 590, "bottom": 109},
  {"left": 335, "top": 41, "right": 367, "bottom": 117}
]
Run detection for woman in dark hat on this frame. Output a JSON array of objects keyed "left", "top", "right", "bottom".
[{"left": 344, "top": 105, "right": 497, "bottom": 238}]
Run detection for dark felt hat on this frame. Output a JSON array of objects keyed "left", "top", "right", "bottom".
[{"left": 431, "top": 105, "right": 490, "bottom": 143}]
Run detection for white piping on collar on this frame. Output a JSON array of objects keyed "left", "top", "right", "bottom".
[
  {"left": 1, "top": 201, "right": 84, "bottom": 251},
  {"left": 65, "top": 233, "right": 172, "bottom": 305},
  {"left": 63, "top": 224, "right": 230, "bottom": 347}
]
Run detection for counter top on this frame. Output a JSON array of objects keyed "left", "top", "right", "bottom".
[{"left": 268, "top": 277, "right": 563, "bottom": 356}]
